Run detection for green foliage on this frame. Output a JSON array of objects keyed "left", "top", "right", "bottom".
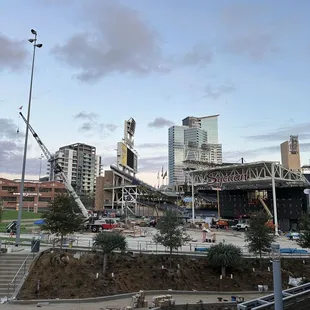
[
  {"left": 245, "top": 211, "right": 275, "bottom": 268},
  {"left": 297, "top": 214, "right": 310, "bottom": 248},
  {"left": 207, "top": 242, "right": 242, "bottom": 277},
  {"left": 41, "top": 194, "right": 85, "bottom": 247},
  {"left": 93, "top": 232, "right": 127, "bottom": 275},
  {"left": 153, "top": 210, "right": 190, "bottom": 255},
  {"left": 93, "top": 232, "right": 127, "bottom": 254}
]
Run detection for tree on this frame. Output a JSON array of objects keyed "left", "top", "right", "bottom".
[
  {"left": 93, "top": 232, "right": 127, "bottom": 276},
  {"left": 245, "top": 211, "right": 275, "bottom": 270},
  {"left": 153, "top": 210, "right": 190, "bottom": 264},
  {"left": 297, "top": 214, "right": 310, "bottom": 248},
  {"left": 207, "top": 243, "right": 242, "bottom": 278},
  {"left": 41, "top": 194, "right": 85, "bottom": 249}
]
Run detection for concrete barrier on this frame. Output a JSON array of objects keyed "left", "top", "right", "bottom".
[{"left": 12, "top": 290, "right": 266, "bottom": 305}]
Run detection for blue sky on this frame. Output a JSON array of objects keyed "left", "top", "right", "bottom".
[{"left": 1, "top": 0, "right": 310, "bottom": 185}]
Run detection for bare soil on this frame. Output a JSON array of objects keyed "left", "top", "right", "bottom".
[{"left": 18, "top": 249, "right": 310, "bottom": 300}]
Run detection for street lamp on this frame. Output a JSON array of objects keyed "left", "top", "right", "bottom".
[
  {"left": 271, "top": 243, "right": 283, "bottom": 310},
  {"left": 15, "top": 29, "right": 43, "bottom": 246}
]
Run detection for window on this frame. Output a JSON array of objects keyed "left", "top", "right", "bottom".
[
  {"left": 54, "top": 188, "right": 67, "bottom": 193},
  {"left": 23, "top": 197, "right": 35, "bottom": 202},
  {"left": 24, "top": 187, "right": 36, "bottom": 192},
  {"left": 1, "top": 196, "right": 17, "bottom": 202},
  {"left": 1, "top": 186, "right": 18, "bottom": 192},
  {"left": 40, "top": 188, "right": 52, "bottom": 192},
  {"left": 39, "top": 197, "right": 52, "bottom": 202}
]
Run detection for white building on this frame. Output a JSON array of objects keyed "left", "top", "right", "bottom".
[
  {"left": 48, "top": 143, "right": 102, "bottom": 194},
  {"left": 168, "top": 115, "right": 222, "bottom": 185}
]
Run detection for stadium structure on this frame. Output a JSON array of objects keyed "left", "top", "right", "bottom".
[
  {"left": 188, "top": 161, "right": 310, "bottom": 233},
  {"left": 95, "top": 118, "right": 174, "bottom": 216}
]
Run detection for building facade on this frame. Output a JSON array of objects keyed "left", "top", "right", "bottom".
[
  {"left": 49, "top": 143, "right": 102, "bottom": 195},
  {"left": 169, "top": 115, "right": 222, "bottom": 185},
  {"left": 0, "top": 177, "right": 66, "bottom": 211},
  {"left": 168, "top": 126, "right": 186, "bottom": 185},
  {"left": 280, "top": 135, "right": 301, "bottom": 171},
  {"left": 182, "top": 114, "right": 219, "bottom": 144}
]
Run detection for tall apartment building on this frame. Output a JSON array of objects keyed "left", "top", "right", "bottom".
[
  {"left": 182, "top": 114, "right": 219, "bottom": 144},
  {"left": 280, "top": 135, "right": 301, "bottom": 171},
  {"left": 168, "top": 115, "right": 222, "bottom": 185},
  {"left": 168, "top": 123, "right": 222, "bottom": 185},
  {"left": 48, "top": 143, "right": 102, "bottom": 194},
  {"left": 168, "top": 126, "right": 186, "bottom": 185}
]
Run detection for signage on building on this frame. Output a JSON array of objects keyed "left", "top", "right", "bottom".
[
  {"left": 205, "top": 172, "right": 249, "bottom": 186},
  {"left": 13, "top": 193, "right": 39, "bottom": 196}
]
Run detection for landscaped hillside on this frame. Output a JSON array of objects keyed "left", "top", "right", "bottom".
[{"left": 18, "top": 250, "right": 310, "bottom": 300}]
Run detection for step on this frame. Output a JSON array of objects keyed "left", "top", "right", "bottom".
[
  {"left": 0, "top": 272, "right": 24, "bottom": 283},
  {"left": 0, "top": 257, "right": 31, "bottom": 263}
]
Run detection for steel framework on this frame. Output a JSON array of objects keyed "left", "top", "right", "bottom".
[
  {"left": 189, "top": 161, "right": 310, "bottom": 187},
  {"left": 238, "top": 282, "right": 310, "bottom": 309},
  {"left": 104, "top": 166, "right": 162, "bottom": 216},
  {"left": 188, "top": 161, "right": 310, "bottom": 236}
]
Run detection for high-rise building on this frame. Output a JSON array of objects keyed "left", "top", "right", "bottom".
[
  {"left": 280, "top": 135, "right": 301, "bottom": 171},
  {"left": 168, "top": 115, "right": 222, "bottom": 185},
  {"left": 168, "top": 126, "right": 185, "bottom": 185},
  {"left": 48, "top": 143, "right": 102, "bottom": 194},
  {"left": 182, "top": 114, "right": 219, "bottom": 144}
]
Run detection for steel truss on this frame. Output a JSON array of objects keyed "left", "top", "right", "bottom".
[
  {"left": 238, "top": 282, "right": 310, "bottom": 309},
  {"left": 106, "top": 167, "right": 160, "bottom": 215},
  {"left": 189, "top": 161, "right": 310, "bottom": 187}
]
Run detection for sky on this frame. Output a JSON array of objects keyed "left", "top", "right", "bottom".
[{"left": 1, "top": 0, "right": 310, "bottom": 186}]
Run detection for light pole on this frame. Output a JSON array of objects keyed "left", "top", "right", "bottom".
[
  {"left": 16, "top": 29, "right": 43, "bottom": 246},
  {"left": 271, "top": 243, "right": 283, "bottom": 310}
]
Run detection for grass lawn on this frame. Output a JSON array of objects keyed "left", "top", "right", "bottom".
[
  {"left": 0, "top": 222, "right": 31, "bottom": 233},
  {"left": 2, "top": 210, "right": 42, "bottom": 221}
]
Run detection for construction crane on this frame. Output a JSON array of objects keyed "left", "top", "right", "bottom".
[{"left": 19, "top": 112, "right": 90, "bottom": 219}]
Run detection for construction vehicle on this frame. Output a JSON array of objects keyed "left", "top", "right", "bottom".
[
  {"left": 257, "top": 196, "right": 275, "bottom": 229},
  {"left": 19, "top": 112, "right": 109, "bottom": 233},
  {"left": 235, "top": 195, "right": 275, "bottom": 231}
]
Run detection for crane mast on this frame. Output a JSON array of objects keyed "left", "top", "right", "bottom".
[{"left": 19, "top": 112, "right": 90, "bottom": 219}]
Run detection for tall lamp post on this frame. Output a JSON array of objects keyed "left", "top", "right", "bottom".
[
  {"left": 271, "top": 243, "right": 283, "bottom": 310},
  {"left": 15, "top": 29, "right": 43, "bottom": 246}
]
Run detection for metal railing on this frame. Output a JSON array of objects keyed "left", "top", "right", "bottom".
[{"left": 7, "top": 239, "right": 41, "bottom": 299}]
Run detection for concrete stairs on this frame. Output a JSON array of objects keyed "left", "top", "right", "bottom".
[{"left": 0, "top": 253, "right": 33, "bottom": 298}]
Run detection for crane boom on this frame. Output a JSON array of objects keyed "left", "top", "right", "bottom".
[{"left": 19, "top": 112, "right": 90, "bottom": 219}]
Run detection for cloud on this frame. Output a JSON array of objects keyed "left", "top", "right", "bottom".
[
  {"left": 136, "top": 143, "right": 167, "bottom": 149},
  {"left": 102, "top": 155, "right": 167, "bottom": 173},
  {"left": 0, "top": 34, "right": 29, "bottom": 71},
  {"left": 223, "top": 142, "right": 310, "bottom": 162},
  {"left": 203, "top": 82, "right": 236, "bottom": 100},
  {"left": 245, "top": 122, "right": 310, "bottom": 142},
  {"left": 178, "top": 46, "right": 213, "bottom": 67},
  {"left": 148, "top": 118, "right": 174, "bottom": 128},
  {"left": 73, "top": 111, "right": 117, "bottom": 135},
  {"left": 0, "top": 118, "right": 22, "bottom": 139},
  {"left": 74, "top": 111, "right": 98, "bottom": 121},
  {"left": 51, "top": 1, "right": 213, "bottom": 83},
  {"left": 218, "top": 3, "right": 285, "bottom": 61},
  {"left": 0, "top": 121, "right": 43, "bottom": 176}
]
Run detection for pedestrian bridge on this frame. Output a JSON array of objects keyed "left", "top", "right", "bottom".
[{"left": 238, "top": 282, "right": 310, "bottom": 309}]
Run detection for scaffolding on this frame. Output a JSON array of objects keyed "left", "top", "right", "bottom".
[{"left": 103, "top": 166, "right": 164, "bottom": 216}]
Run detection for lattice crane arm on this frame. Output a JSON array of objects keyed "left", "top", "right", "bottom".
[
  {"left": 19, "top": 112, "right": 52, "bottom": 160},
  {"left": 19, "top": 112, "right": 90, "bottom": 219}
]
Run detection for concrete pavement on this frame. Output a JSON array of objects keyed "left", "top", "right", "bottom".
[{"left": 2, "top": 292, "right": 267, "bottom": 309}]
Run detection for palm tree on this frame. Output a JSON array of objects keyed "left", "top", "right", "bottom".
[
  {"left": 207, "top": 242, "right": 242, "bottom": 278},
  {"left": 93, "top": 232, "right": 127, "bottom": 276}
]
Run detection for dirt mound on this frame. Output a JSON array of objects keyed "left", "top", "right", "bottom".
[{"left": 18, "top": 250, "right": 310, "bottom": 300}]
